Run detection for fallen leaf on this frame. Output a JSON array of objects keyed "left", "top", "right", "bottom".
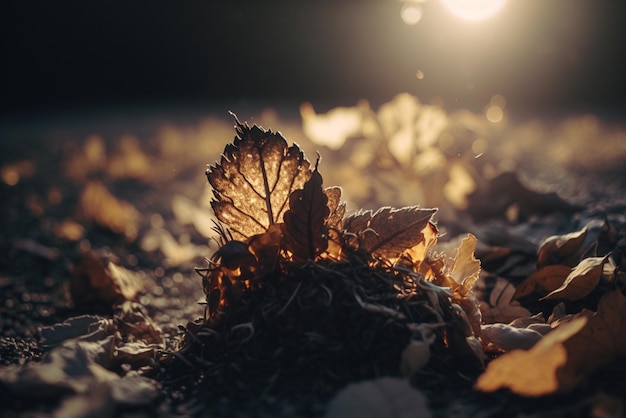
[
  {"left": 475, "top": 316, "right": 588, "bottom": 396},
  {"left": 481, "top": 323, "right": 543, "bottom": 351},
  {"left": 480, "top": 277, "right": 531, "bottom": 324},
  {"left": 541, "top": 255, "right": 609, "bottom": 301},
  {"left": 282, "top": 167, "right": 330, "bottom": 261},
  {"left": 513, "top": 264, "right": 571, "bottom": 299},
  {"left": 70, "top": 252, "right": 141, "bottom": 313},
  {"left": 80, "top": 181, "right": 139, "bottom": 241},
  {"left": 325, "top": 377, "right": 432, "bottom": 418},
  {"left": 207, "top": 115, "right": 312, "bottom": 240},
  {"left": 558, "top": 289, "right": 626, "bottom": 389},
  {"left": 344, "top": 206, "right": 437, "bottom": 259},
  {"left": 537, "top": 227, "right": 587, "bottom": 267}
]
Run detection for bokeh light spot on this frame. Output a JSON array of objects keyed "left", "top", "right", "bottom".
[
  {"left": 401, "top": 4, "right": 423, "bottom": 25},
  {"left": 416, "top": 70, "right": 425, "bottom": 80},
  {"left": 486, "top": 105, "right": 504, "bottom": 123}
]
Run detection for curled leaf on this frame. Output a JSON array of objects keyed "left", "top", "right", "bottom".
[
  {"left": 537, "top": 227, "right": 587, "bottom": 268},
  {"left": 481, "top": 323, "right": 543, "bottom": 351},
  {"left": 541, "top": 255, "right": 609, "bottom": 301},
  {"left": 282, "top": 168, "right": 330, "bottom": 261},
  {"left": 207, "top": 115, "right": 312, "bottom": 240},
  {"left": 345, "top": 206, "right": 437, "bottom": 259},
  {"left": 513, "top": 264, "right": 571, "bottom": 300},
  {"left": 480, "top": 277, "right": 531, "bottom": 324}
]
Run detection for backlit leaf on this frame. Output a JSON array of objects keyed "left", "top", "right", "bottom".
[
  {"left": 207, "top": 115, "right": 312, "bottom": 240},
  {"left": 282, "top": 168, "right": 330, "bottom": 261},
  {"left": 324, "top": 186, "right": 346, "bottom": 229},
  {"left": 541, "top": 255, "right": 609, "bottom": 301},
  {"left": 345, "top": 206, "right": 437, "bottom": 259}
]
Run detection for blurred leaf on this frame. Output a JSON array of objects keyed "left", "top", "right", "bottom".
[
  {"left": 481, "top": 323, "right": 543, "bottom": 351},
  {"left": 80, "top": 181, "right": 139, "bottom": 241},
  {"left": 537, "top": 227, "right": 587, "bottom": 268},
  {"left": 449, "top": 234, "right": 481, "bottom": 291},
  {"left": 345, "top": 206, "right": 437, "bottom": 259},
  {"left": 325, "top": 377, "right": 432, "bottom": 418},
  {"left": 282, "top": 168, "right": 330, "bottom": 261},
  {"left": 558, "top": 289, "right": 626, "bottom": 388},
  {"left": 475, "top": 316, "right": 588, "bottom": 396},
  {"left": 477, "top": 289, "right": 626, "bottom": 395},
  {"left": 70, "top": 252, "right": 142, "bottom": 313},
  {"left": 541, "top": 255, "right": 609, "bottom": 301},
  {"left": 207, "top": 115, "right": 312, "bottom": 240},
  {"left": 513, "top": 264, "right": 571, "bottom": 299}
]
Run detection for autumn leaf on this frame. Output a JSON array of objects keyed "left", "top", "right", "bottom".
[
  {"left": 207, "top": 115, "right": 312, "bottom": 240},
  {"left": 513, "top": 264, "right": 571, "bottom": 300},
  {"left": 344, "top": 206, "right": 437, "bottom": 259},
  {"left": 558, "top": 289, "right": 626, "bottom": 389},
  {"left": 541, "top": 255, "right": 609, "bottom": 301},
  {"left": 477, "top": 289, "right": 626, "bottom": 396},
  {"left": 282, "top": 167, "right": 330, "bottom": 261},
  {"left": 480, "top": 277, "right": 531, "bottom": 324},
  {"left": 324, "top": 186, "right": 346, "bottom": 229},
  {"left": 475, "top": 316, "right": 588, "bottom": 396},
  {"left": 449, "top": 234, "right": 481, "bottom": 292},
  {"left": 537, "top": 226, "right": 587, "bottom": 268}
]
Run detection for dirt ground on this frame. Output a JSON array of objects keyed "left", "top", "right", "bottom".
[{"left": 1, "top": 97, "right": 626, "bottom": 417}]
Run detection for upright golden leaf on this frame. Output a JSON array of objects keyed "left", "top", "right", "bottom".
[
  {"left": 282, "top": 168, "right": 330, "bottom": 261},
  {"left": 207, "top": 115, "right": 312, "bottom": 240},
  {"left": 345, "top": 206, "right": 437, "bottom": 259},
  {"left": 324, "top": 186, "right": 346, "bottom": 229}
]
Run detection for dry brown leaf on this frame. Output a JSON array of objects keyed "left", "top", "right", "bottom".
[
  {"left": 480, "top": 277, "right": 531, "bottom": 324},
  {"left": 70, "top": 252, "right": 141, "bottom": 313},
  {"left": 207, "top": 116, "right": 312, "bottom": 240},
  {"left": 475, "top": 316, "right": 588, "bottom": 396},
  {"left": 513, "top": 264, "right": 571, "bottom": 300},
  {"left": 282, "top": 168, "right": 330, "bottom": 261},
  {"left": 537, "top": 226, "right": 587, "bottom": 268},
  {"left": 558, "top": 289, "right": 626, "bottom": 389},
  {"left": 541, "top": 255, "right": 609, "bottom": 301},
  {"left": 344, "top": 206, "right": 437, "bottom": 259}
]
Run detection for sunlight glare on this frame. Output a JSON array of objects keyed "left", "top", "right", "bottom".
[{"left": 442, "top": 0, "right": 506, "bottom": 22}]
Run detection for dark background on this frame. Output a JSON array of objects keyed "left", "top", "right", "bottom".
[{"left": 2, "top": 0, "right": 625, "bottom": 117}]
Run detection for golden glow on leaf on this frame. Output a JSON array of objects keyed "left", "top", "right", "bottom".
[{"left": 207, "top": 117, "right": 312, "bottom": 240}]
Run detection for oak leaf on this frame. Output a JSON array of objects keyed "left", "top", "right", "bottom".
[
  {"left": 207, "top": 115, "right": 311, "bottom": 240},
  {"left": 282, "top": 168, "right": 330, "bottom": 261},
  {"left": 344, "top": 206, "right": 437, "bottom": 259},
  {"left": 541, "top": 255, "right": 609, "bottom": 301}
]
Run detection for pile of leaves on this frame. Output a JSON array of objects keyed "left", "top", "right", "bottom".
[{"left": 158, "top": 116, "right": 485, "bottom": 415}]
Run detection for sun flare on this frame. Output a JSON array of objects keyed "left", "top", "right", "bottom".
[{"left": 442, "top": 0, "right": 506, "bottom": 22}]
